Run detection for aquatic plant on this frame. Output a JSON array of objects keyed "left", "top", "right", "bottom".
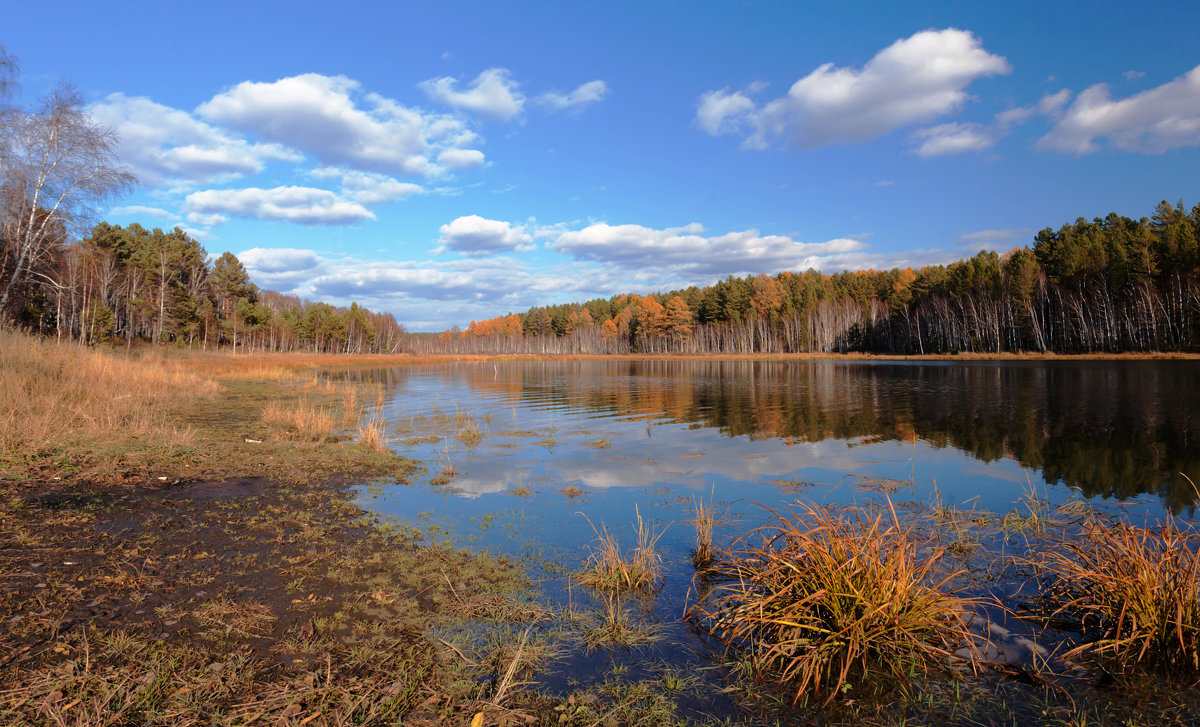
[
  {"left": 578, "top": 507, "right": 663, "bottom": 594},
  {"left": 1026, "top": 510, "right": 1200, "bottom": 673},
  {"left": 691, "top": 495, "right": 717, "bottom": 570},
  {"left": 688, "top": 501, "right": 978, "bottom": 703},
  {"left": 356, "top": 415, "right": 389, "bottom": 453},
  {"left": 261, "top": 400, "right": 338, "bottom": 441}
]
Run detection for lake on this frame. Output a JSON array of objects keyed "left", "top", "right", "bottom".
[{"left": 344, "top": 359, "right": 1200, "bottom": 721}]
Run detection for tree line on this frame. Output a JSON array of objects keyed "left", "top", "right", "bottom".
[
  {"left": 423, "top": 200, "right": 1200, "bottom": 355},
  {"left": 7, "top": 219, "right": 406, "bottom": 353}
]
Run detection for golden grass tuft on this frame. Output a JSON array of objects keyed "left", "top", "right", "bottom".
[
  {"left": 688, "top": 501, "right": 978, "bottom": 703},
  {"left": 356, "top": 416, "right": 389, "bottom": 453},
  {"left": 577, "top": 507, "right": 663, "bottom": 594},
  {"left": 691, "top": 495, "right": 717, "bottom": 570},
  {"left": 261, "top": 400, "right": 338, "bottom": 441},
  {"left": 1026, "top": 512, "right": 1200, "bottom": 673}
]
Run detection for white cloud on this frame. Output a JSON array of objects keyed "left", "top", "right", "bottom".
[
  {"left": 184, "top": 186, "right": 375, "bottom": 226},
  {"left": 437, "top": 148, "right": 486, "bottom": 170},
  {"left": 186, "top": 211, "right": 227, "bottom": 227},
  {"left": 231, "top": 247, "right": 324, "bottom": 291},
  {"left": 909, "top": 88, "right": 1072, "bottom": 157},
  {"left": 910, "top": 122, "right": 996, "bottom": 157},
  {"left": 420, "top": 68, "right": 525, "bottom": 121},
  {"left": 89, "top": 93, "right": 299, "bottom": 186},
  {"left": 197, "top": 73, "right": 483, "bottom": 177},
  {"left": 550, "top": 222, "right": 869, "bottom": 277},
  {"left": 109, "top": 205, "right": 173, "bottom": 219},
  {"left": 310, "top": 167, "right": 425, "bottom": 205},
  {"left": 1037, "top": 64, "right": 1200, "bottom": 154},
  {"left": 697, "top": 28, "right": 1009, "bottom": 149},
  {"left": 958, "top": 228, "right": 1033, "bottom": 245},
  {"left": 537, "top": 80, "right": 609, "bottom": 112},
  {"left": 1037, "top": 89, "right": 1072, "bottom": 118},
  {"left": 695, "top": 88, "right": 757, "bottom": 135},
  {"left": 437, "top": 215, "right": 534, "bottom": 256},
  {"left": 1124, "top": 70, "right": 1146, "bottom": 80}
]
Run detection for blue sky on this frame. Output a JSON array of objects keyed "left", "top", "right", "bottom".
[{"left": 6, "top": 0, "right": 1200, "bottom": 330}]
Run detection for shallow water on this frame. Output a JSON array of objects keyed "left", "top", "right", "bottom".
[{"left": 345, "top": 359, "right": 1200, "bottom": 718}]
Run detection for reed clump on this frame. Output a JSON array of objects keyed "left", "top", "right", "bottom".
[
  {"left": 356, "top": 416, "right": 389, "bottom": 453},
  {"left": 261, "top": 400, "right": 338, "bottom": 441},
  {"left": 689, "top": 502, "right": 977, "bottom": 703},
  {"left": 691, "top": 495, "right": 717, "bottom": 570},
  {"left": 578, "top": 507, "right": 663, "bottom": 594},
  {"left": 1026, "top": 513, "right": 1200, "bottom": 673}
]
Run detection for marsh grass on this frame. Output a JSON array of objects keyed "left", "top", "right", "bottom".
[
  {"left": 355, "top": 415, "right": 389, "bottom": 453},
  {"left": 689, "top": 500, "right": 979, "bottom": 704},
  {"left": 0, "top": 329, "right": 215, "bottom": 465},
  {"left": 1025, "top": 511, "right": 1200, "bottom": 673},
  {"left": 691, "top": 495, "right": 717, "bottom": 570},
  {"left": 582, "top": 596, "right": 663, "bottom": 650},
  {"left": 577, "top": 507, "right": 664, "bottom": 594},
  {"left": 261, "top": 400, "right": 339, "bottom": 441}
]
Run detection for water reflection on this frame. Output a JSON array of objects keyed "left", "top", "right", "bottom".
[{"left": 345, "top": 359, "right": 1200, "bottom": 511}]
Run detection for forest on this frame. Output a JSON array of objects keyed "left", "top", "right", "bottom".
[
  {"left": 423, "top": 199, "right": 1200, "bottom": 355},
  {"left": 1, "top": 202, "right": 1198, "bottom": 356}
]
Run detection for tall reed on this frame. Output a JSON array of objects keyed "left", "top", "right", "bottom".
[
  {"left": 1027, "top": 511, "right": 1200, "bottom": 672},
  {"left": 689, "top": 501, "right": 977, "bottom": 703},
  {"left": 691, "top": 495, "right": 716, "bottom": 570}
]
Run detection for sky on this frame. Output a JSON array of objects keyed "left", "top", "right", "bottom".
[{"left": 6, "top": 0, "right": 1200, "bottom": 330}]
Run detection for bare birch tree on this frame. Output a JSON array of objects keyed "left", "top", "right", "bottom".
[{"left": 0, "top": 82, "right": 135, "bottom": 322}]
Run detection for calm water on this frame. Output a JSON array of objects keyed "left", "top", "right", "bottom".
[{"left": 345, "top": 359, "right": 1200, "bottom": 713}]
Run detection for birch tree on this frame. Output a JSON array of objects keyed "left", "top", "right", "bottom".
[{"left": 0, "top": 83, "right": 135, "bottom": 322}]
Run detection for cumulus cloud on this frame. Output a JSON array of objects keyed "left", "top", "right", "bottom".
[
  {"left": 184, "top": 186, "right": 374, "bottom": 226},
  {"left": 310, "top": 167, "right": 425, "bottom": 205},
  {"left": 909, "top": 89, "right": 1072, "bottom": 157},
  {"left": 697, "top": 28, "right": 1009, "bottom": 149},
  {"left": 550, "top": 222, "right": 869, "bottom": 277},
  {"left": 109, "top": 205, "right": 173, "bottom": 219},
  {"left": 910, "top": 122, "right": 997, "bottom": 157},
  {"left": 1037, "top": 64, "right": 1200, "bottom": 154},
  {"left": 197, "top": 73, "right": 483, "bottom": 177},
  {"left": 537, "top": 80, "right": 609, "bottom": 112},
  {"left": 308, "top": 257, "right": 574, "bottom": 306},
  {"left": 89, "top": 93, "right": 300, "bottom": 186},
  {"left": 236, "top": 246, "right": 325, "bottom": 290},
  {"left": 186, "top": 212, "right": 227, "bottom": 227},
  {"left": 436, "top": 215, "right": 534, "bottom": 256},
  {"left": 420, "top": 68, "right": 524, "bottom": 121},
  {"left": 695, "top": 88, "right": 757, "bottom": 135},
  {"left": 437, "top": 148, "right": 486, "bottom": 170}
]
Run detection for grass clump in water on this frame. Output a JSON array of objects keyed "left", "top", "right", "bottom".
[
  {"left": 691, "top": 495, "right": 717, "bottom": 570},
  {"left": 688, "top": 501, "right": 979, "bottom": 704},
  {"left": 577, "top": 507, "right": 663, "bottom": 594},
  {"left": 1026, "top": 511, "right": 1200, "bottom": 674}
]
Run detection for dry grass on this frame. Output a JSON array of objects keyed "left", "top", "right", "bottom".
[
  {"left": 356, "top": 415, "right": 390, "bottom": 453},
  {"left": 577, "top": 507, "right": 663, "bottom": 594},
  {"left": 261, "top": 400, "right": 338, "bottom": 441},
  {"left": 0, "top": 329, "right": 215, "bottom": 464},
  {"left": 691, "top": 495, "right": 717, "bottom": 570},
  {"left": 1026, "top": 512, "right": 1200, "bottom": 673},
  {"left": 688, "top": 501, "right": 978, "bottom": 703}
]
